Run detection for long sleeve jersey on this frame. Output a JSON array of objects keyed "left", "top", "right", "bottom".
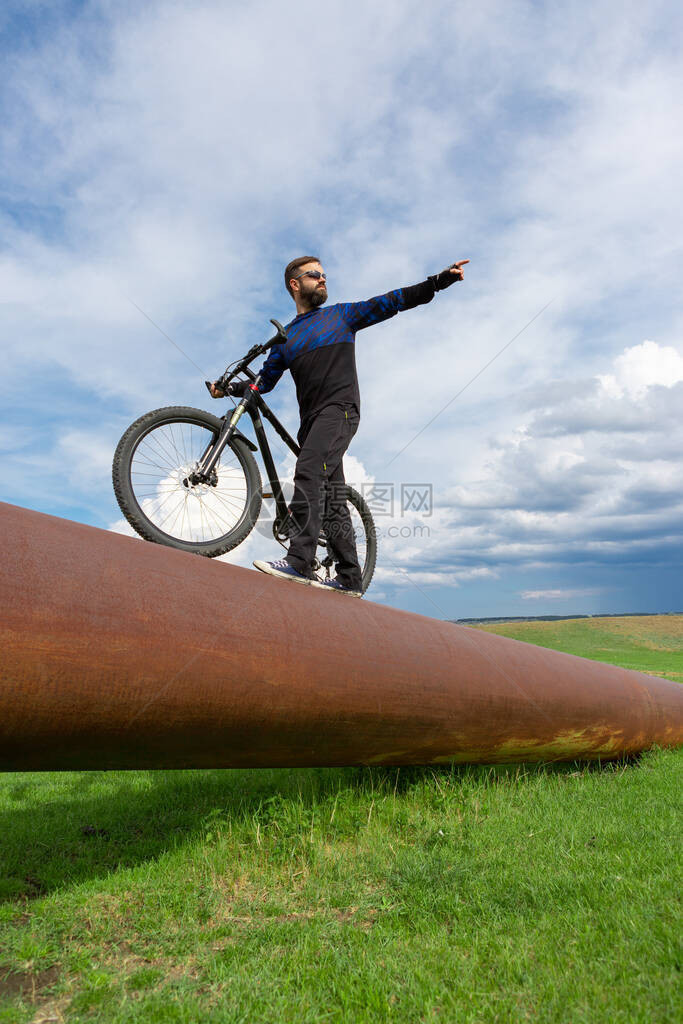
[{"left": 256, "top": 278, "right": 438, "bottom": 425}]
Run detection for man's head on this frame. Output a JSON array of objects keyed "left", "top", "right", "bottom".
[{"left": 284, "top": 256, "right": 328, "bottom": 312}]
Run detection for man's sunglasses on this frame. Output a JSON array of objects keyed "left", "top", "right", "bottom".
[{"left": 292, "top": 270, "right": 326, "bottom": 281}]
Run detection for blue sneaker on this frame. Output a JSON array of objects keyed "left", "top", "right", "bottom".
[
  {"left": 253, "top": 558, "right": 311, "bottom": 586},
  {"left": 320, "top": 578, "right": 363, "bottom": 599}
]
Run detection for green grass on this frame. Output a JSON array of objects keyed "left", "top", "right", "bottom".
[
  {"left": 473, "top": 614, "right": 683, "bottom": 682},
  {"left": 1, "top": 617, "right": 681, "bottom": 1022}
]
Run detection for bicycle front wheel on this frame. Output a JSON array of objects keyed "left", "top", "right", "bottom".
[{"left": 112, "top": 406, "right": 262, "bottom": 557}]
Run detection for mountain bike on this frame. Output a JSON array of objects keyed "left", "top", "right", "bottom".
[{"left": 112, "top": 319, "right": 377, "bottom": 592}]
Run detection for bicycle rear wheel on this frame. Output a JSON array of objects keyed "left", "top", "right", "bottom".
[
  {"left": 113, "top": 406, "right": 262, "bottom": 557},
  {"left": 313, "top": 484, "right": 377, "bottom": 594}
]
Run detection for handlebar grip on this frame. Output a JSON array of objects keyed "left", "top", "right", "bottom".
[{"left": 264, "top": 318, "right": 287, "bottom": 349}]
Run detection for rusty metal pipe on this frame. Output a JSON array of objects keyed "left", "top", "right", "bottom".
[{"left": 1, "top": 501, "right": 681, "bottom": 771}]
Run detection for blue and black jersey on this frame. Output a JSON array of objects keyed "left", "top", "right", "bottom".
[{"left": 257, "top": 278, "right": 437, "bottom": 425}]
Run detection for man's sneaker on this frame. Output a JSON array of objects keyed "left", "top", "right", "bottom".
[
  {"left": 320, "top": 578, "right": 363, "bottom": 598},
  {"left": 253, "top": 559, "right": 311, "bottom": 586}
]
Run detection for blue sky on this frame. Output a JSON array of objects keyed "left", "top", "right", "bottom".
[{"left": 2, "top": 0, "right": 682, "bottom": 619}]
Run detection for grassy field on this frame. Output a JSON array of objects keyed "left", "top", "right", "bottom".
[
  {"left": 473, "top": 614, "right": 683, "bottom": 683},
  {"left": 1, "top": 617, "right": 681, "bottom": 1023}
]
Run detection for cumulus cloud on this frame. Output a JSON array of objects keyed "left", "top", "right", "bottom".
[
  {"left": 433, "top": 340, "right": 683, "bottom": 577},
  {"left": 598, "top": 340, "right": 683, "bottom": 398}
]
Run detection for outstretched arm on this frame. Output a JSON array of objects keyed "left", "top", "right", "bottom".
[{"left": 341, "top": 259, "right": 470, "bottom": 331}]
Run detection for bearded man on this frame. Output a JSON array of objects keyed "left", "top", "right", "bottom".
[{"left": 211, "top": 255, "right": 469, "bottom": 597}]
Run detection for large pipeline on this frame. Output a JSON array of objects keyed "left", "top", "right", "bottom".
[{"left": 1, "top": 501, "right": 681, "bottom": 770}]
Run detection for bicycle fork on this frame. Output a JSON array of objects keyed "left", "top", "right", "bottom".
[{"left": 183, "top": 401, "right": 249, "bottom": 488}]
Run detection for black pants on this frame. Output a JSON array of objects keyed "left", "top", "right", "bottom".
[{"left": 285, "top": 404, "right": 362, "bottom": 589}]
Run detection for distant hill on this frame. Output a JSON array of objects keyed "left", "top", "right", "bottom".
[{"left": 452, "top": 612, "right": 682, "bottom": 625}]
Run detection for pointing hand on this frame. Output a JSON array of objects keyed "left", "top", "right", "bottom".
[
  {"left": 430, "top": 260, "right": 470, "bottom": 291},
  {"left": 447, "top": 260, "right": 470, "bottom": 281}
]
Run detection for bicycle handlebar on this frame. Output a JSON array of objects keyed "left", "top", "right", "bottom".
[{"left": 212, "top": 318, "right": 287, "bottom": 394}]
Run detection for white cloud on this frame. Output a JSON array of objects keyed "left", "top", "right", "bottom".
[
  {"left": 521, "top": 588, "right": 602, "bottom": 600},
  {"left": 599, "top": 340, "right": 683, "bottom": 398}
]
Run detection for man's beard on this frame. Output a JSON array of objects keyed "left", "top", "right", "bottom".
[{"left": 302, "top": 283, "right": 327, "bottom": 309}]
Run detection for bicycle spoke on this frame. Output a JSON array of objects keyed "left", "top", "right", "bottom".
[
  {"left": 166, "top": 492, "right": 189, "bottom": 538},
  {"left": 132, "top": 450, "right": 176, "bottom": 475},
  {"left": 180, "top": 423, "right": 190, "bottom": 466},
  {"left": 179, "top": 492, "right": 189, "bottom": 539},
  {"left": 199, "top": 496, "right": 241, "bottom": 533},
  {"left": 130, "top": 471, "right": 179, "bottom": 480},
  {"left": 152, "top": 490, "right": 187, "bottom": 527},
  {"left": 208, "top": 489, "right": 247, "bottom": 515},
  {"left": 142, "top": 430, "right": 179, "bottom": 471},
  {"left": 161, "top": 423, "right": 186, "bottom": 470},
  {"left": 198, "top": 496, "right": 208, "bottom": 542}
]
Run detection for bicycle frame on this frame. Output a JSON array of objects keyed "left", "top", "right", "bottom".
[{"left": 246, "top": 393, "right": 301, "bottom": 532}]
